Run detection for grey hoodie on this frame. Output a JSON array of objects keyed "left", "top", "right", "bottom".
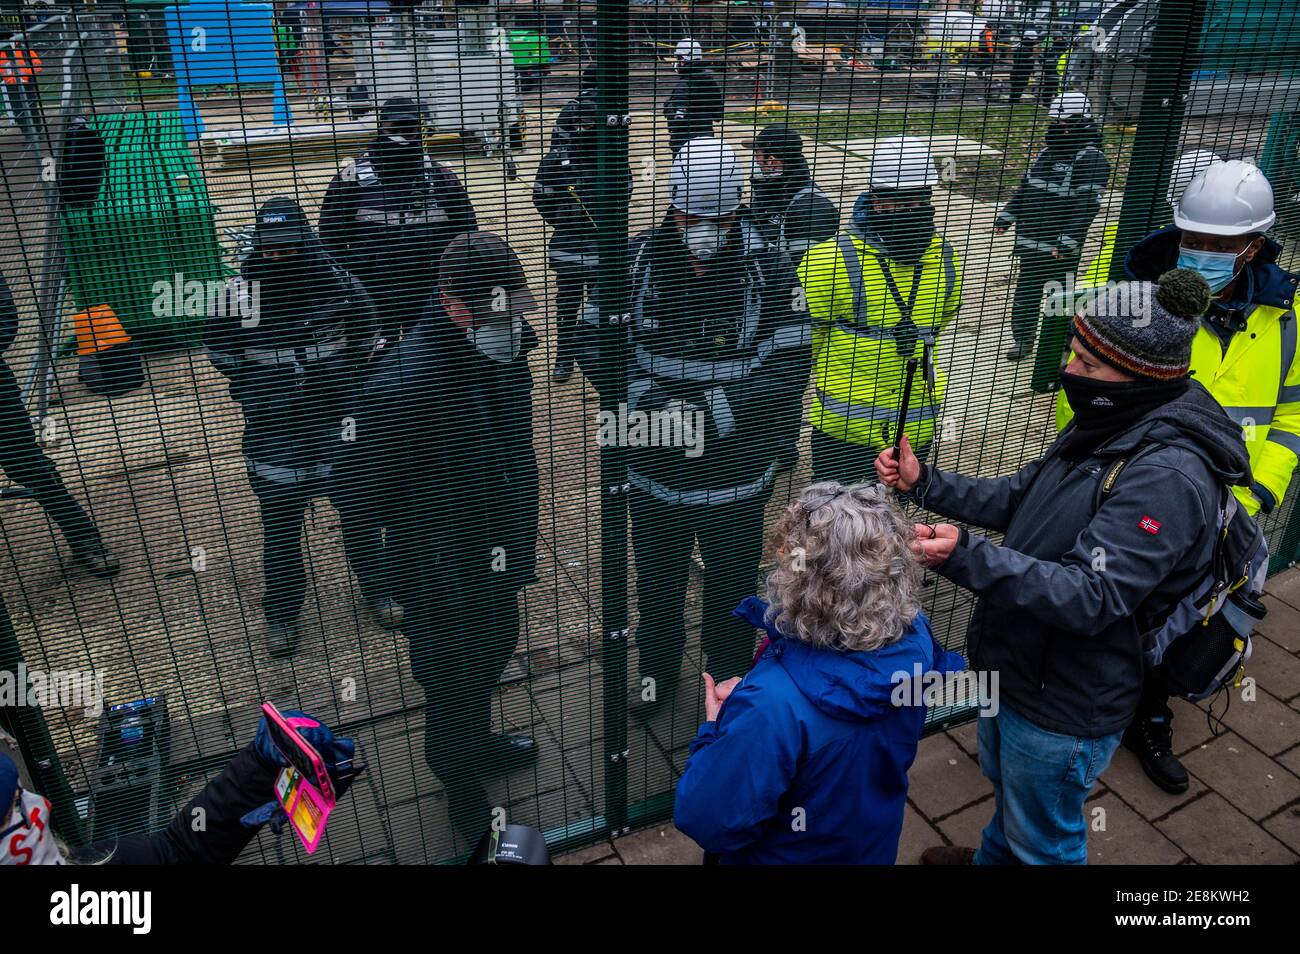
[{"left": 912, "top": 381, "right": 1251, "bottom": 737}]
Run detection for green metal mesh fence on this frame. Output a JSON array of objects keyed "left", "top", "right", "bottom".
[{"left": 0, "top": 0, "right": 1297, "bottom": 864}]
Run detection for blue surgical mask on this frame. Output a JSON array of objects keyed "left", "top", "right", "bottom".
[{"left": 1177, "top": 246, "right": 1240, "bottom": 293}]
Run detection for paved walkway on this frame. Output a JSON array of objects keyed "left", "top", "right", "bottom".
[{"left": 560, "top": 567, "right": 1300, "bottom": 865}]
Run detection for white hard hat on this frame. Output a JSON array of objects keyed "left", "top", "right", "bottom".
[
  {"left": 669, "top": 137, "right": 744, "bottom": 217},
  {"left": 1048, "top": 91, "right": 1093, "bottom": 120},
  {"left": 674, "top": 38, "right": 704, "bottom": 62},
  {"left": 1175, "top": 159, "right": 1276, "bottom": 236},
  {"left": 1166, "top": 150, "right": 1221, "bottom": 208},
  {"left": 869, "top": 136, "right": 940, "bottom": 189}
]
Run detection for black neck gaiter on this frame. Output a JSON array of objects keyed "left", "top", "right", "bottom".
[{"left": 1058, "top": 373, "right": 1190, "bottom": 461}]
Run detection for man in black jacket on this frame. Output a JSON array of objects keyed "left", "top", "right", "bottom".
[
  {"left": 663, "top": 39, "right": 724, "bottom": 156},
  {"left": 206, "top": 199, "right": 386, "bottom": 658},
  {"left": 533, "top": 89, "right": 631, "bottom": 383},
  {"left": 628, "top": 138, "right": 810, "bottom": 719},
  {"left": 744, "top": 124, "right": 839, "bottom": 266},
  {"left": 332, "top": 232, "right": 541, "bottom": 847},
  {"left": 0, "top": 271, "right": 117, "bottom": 578},
  {"left": 878, "top": 269, "right": 1251, "bottom": 865},
  {"left": 996, "top": 92, "right": 1109, "bottom": 362},
  {"left": 319, "top": 97, "right": 477, "bottom": 342}
]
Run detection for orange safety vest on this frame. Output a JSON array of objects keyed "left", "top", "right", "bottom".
[{"left": 0, "top": 49, "right": 43, "bottom": 85}]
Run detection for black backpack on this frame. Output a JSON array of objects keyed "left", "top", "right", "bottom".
[{"left": 1096, "top": 447, "right": 1267, "bottom": 701}]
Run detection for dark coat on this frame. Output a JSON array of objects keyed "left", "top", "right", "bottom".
[
  {"left": 331, "top": 297, "right": 541, "bottom": 615},
  {"left": 204, "top": 237, "right": 379, "bottom": 477},
  {"left": 912, "top": 382, "right": 1251, "bottom": 737},
  {"left": 626, "top": 216, "right": 809, "bottom": 502},
  {"left": 996, "top": 124, "right": 1110, "bottom": 259},
  {"left": 663, "top": 63, "right": 724, "bottom": 147}
]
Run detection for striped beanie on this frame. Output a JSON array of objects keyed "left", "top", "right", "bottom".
[{"left": 1070, "top": 268, "right": 1212, "bottom": 380}]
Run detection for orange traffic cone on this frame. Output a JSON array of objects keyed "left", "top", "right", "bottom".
[{"left": 73, "top": 305, "right": 143, "bottom": 396}]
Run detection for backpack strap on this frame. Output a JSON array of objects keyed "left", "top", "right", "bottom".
[{"left": 1093, "top": 443, "right": 1163, "bottom": 511}]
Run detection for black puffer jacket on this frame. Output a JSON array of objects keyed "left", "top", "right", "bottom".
[
  {"left": 205, "top": 215, "right": 379, "bottom": 476},
  {"left": 663, "top": 62, "right": 724, "bottom": 147},
  {"left": 331, "top": 296, "right": 540, "bottom": 612},
  {"left": 912, "top": 381, "right": 1251, "bottom": 737},
  {"left": 532, "top": 129, "right": 632, "bottom": 269},
  {"left": 996, "top": 122, "right": 1109, "bottom": 259}
]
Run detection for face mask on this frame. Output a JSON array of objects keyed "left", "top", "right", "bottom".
[
  {"left": 682, "top": 221, "right": 727, "bottom": 261},
  {"left": 872, "top": 204, "right": 936, "bottom": 266},
  {"left": 1, "top": 789, "right": 64, "bottom": 865},
  {"left": 466, "top": 314, "right": 523, "bottom": 364},
  {"left": 1177, "top": 246, "right": 1241, "bottom": 293}
]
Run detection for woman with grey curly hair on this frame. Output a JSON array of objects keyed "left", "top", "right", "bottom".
[{"left": 674, "top": 482, "right": 965, "bottom": 865}]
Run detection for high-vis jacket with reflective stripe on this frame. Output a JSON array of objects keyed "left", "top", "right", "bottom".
[
  {"left": 798, "top": 229, "right": 961, "bottom": 450},
  {"left": 1057, "top": 226, "right": 1300, "bottom": 517}
]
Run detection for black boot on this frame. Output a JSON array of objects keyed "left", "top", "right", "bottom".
[
  {"left": 1123, "top": 714, "right": 1189, "bottom": 794},
  {"left": 1005, "top": 341, "right": 1032, "bottom": 362}
]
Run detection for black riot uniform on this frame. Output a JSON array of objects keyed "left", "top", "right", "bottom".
[{"left": 319, "top": 98, "right": 477, "bottom": 341}]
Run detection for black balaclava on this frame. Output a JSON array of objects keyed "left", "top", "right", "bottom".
[
  {"left": 862, "top": 189, "right": 936, "bottom": 267},
  {"left": 371, "top": 97, "right": 425, "bottom": 189},
  {"left": 1058, "top": 373, "right": 1190, "bottom": 461}
]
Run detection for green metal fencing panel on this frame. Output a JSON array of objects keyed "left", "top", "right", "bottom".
[{"left": 0, "top": 0, "right": 1297, "bottom": 865}]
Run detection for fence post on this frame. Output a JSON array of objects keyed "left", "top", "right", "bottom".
[
  {"left": 595, "top": 0, "right": 630, "bottom": 836},
  {"left": 1108, "top": 0, "right": 1209, "bottom": 281}
]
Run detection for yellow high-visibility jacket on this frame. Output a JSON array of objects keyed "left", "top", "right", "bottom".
[
  {"left": 1057, "top": 233, "right": 1300, "bottom": 517},
  {"left": 798, "top": 229, "right": 961, "bottom": 450}
]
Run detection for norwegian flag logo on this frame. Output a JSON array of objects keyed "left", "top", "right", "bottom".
[{"left": 1139, "top": 516, "right": 1161, "bottom": 534}]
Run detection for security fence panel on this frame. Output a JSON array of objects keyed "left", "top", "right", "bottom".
[{"left": 0, "top": 0, "right": 1296, "bottom": 864}]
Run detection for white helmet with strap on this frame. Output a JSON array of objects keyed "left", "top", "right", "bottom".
[
  {"left": 1048, "top": 91, "right": 1093, "bottom": 120},
  {"left": 1174, "top": 159, "right": 1276, "bottom": 235}
]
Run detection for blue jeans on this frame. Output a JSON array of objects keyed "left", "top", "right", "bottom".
[{"left": 974, "top": 703, "right": 1122, "bottom": 865}]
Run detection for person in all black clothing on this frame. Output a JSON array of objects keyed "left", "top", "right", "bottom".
[
  {"left": 319, "top": 97, "right": 477, "bottom": 342},
  {"left": 626, "top": 139, "right": 810, "bottom": 719},
  {"left": 0, "top": 270, "right": 117, "bottom": 579},
  {"left": 663, "top": 39, "right": 724, "bottom": 156},
  {"left": 332, "top": 232, "right": 541, "bottom": 847},
  {"left": 744, "top": 123, "right": 839, "bottom": 266},
  {"left": 206, "top": 199, "right": 387, "bottom": 658},
  {"left": 996, "top": 92, "right": 1109, "bottom": 363},
  {"left": 533, "top": 89, "right": 633, "bottom": 382}
]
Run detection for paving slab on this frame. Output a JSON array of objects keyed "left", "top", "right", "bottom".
[
  {"left": 1263, "top": 569, "right": 1300, "bottom": 611},
  {"left": 905, "top": 732, "right": 993, "bottom": 820},
  {"left": 1247, "top": 635, "right": 1300, "bottom": 702},
  {"left": 1087, "top": 793, "right": 1187, "bottom": 865},
  {"left": 1156, "top": 793, "right": 1298, "bottom": 865},
  {"left": 1216, "top": 687, "right": 1300, "bottom": 757},
  {"left": 1262, "top": 803, "right": 1300, "bottom": 855},
  {"left": 554, "top": 839, "right": 620, "bottom": 865},
  {"left": 1255, "top": 596, "right": 1300, "bottom": 653},
  {"left": 614, "top": 824, "right": 703, "bottom": 865},
  {"left": 1181, "top": 733, "right": 1300, "bottom": 821},
  {"left": 897, "top": 803, "right": 944, "bottom": 865},
  {"left": 935, "top": 797, "right": 995, "bottom": 852},
  {"left": 1100, "top": 746, "right": 1208, "bottom": 820}
]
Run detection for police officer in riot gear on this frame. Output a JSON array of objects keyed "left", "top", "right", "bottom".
[
  {"left": 206, "top": 199, "right": 387, "bottom": 658},
  {"left": 319, "top": 97, "right": 477, "bottom": 341}
]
